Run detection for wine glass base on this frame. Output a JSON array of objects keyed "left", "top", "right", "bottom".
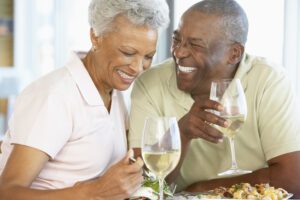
[{"left": 218, "top": 168, "right": 252, "bottom": 177}]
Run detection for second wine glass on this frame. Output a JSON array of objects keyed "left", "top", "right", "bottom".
[
  {"left": 141, "top": 117, "right": 181, "bottom": 200},
  {"left": 210, "top": 78, "right": 252, "bottom": 176}
]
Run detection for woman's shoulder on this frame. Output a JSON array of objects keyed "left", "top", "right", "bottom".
[{"left": 21, "top": 67, "right": 75, "bottom": 97}]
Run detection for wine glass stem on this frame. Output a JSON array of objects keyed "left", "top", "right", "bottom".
[
  {"left": 229, "top": 137, "right": 238, "bottom": 169},
  {"left": 159, "top": 178, "right": 164, "bottom": 200}
]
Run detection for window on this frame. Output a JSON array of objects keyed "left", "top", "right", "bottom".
[{"left": 283, "top": 0, "right": 300, "bottom": 102}]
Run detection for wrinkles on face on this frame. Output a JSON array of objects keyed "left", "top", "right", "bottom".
[
  {"left": 86, "top": 15, "right": 158, "bottom": 95},
  {"left": 171, "top": 11, "right": 235, "bottom": 97}
]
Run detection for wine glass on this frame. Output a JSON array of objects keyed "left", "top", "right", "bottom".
[
  {"left": 141, "top": 117, "right": 181, "bottom": 200},
  {"left": 210, "top": 78, "right": 252, "bottom": 176}
]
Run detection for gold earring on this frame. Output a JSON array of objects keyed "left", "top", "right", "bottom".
[{"left": 93, "top": 45, "right": 98, "bottom": 52}]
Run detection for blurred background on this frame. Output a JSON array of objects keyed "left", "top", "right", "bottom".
[{"left": 0, "top": 0, "right": 299, "bottom": 139}]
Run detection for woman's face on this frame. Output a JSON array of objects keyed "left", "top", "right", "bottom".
[{"left": 90, "top": 16, "right": 158, "bottom": 91}]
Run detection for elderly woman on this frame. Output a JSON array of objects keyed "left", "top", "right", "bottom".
[{"left": 0, "top": 0, "right": 169, "bottom": 199}]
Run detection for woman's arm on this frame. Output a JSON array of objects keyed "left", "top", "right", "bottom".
[
  {"left": 0, "top": 145, "right": 144, "bottom": 200},
  {"left": 0, "top": 144, "right": 86, "bottom": 200}
]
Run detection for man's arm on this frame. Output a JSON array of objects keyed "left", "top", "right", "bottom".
[
  {"left": 165, "top": 130, "right": 191, "bottom": 184},
  {"left": 185, "top": 151, "right": 300, "bottom": 198},
  {"left": 165, "top": 97, "right": 227, "bottom": 183}
]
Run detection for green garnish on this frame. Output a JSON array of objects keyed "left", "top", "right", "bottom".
[{"left": 142, "top": 174, "right": 175, "bottom": 197}]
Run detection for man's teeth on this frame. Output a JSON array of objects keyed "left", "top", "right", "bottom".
[
  {"left": 117, "top": 70, "right": 134, "bottom": 79},
  {"left": 178, "top": 65, "right": 196, "bottom": 73}
]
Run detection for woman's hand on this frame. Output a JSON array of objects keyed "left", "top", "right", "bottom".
[{"left": 80, "top": 149, "right": 144, "bottom": 200}]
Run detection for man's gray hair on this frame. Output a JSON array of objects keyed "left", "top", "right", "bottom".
[
  {"left": 88, "top": 0, "right": 170, "bottom": 36},
  {"left": 190, "top": 0, "right": 248, "bottom": 45}
]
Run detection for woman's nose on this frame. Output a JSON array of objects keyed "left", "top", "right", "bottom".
[{"left": 130, "top": 58, "right": 143, "bottom": 74}]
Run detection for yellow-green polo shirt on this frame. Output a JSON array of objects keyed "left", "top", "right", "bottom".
[{"left": 129, "top": 54, "right": 300, "bottom": 191}]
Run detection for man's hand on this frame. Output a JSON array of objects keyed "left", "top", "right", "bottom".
[
  {"left": 166, "top": 97, "right": 228, "bottom": 183},
  {"left": 178, "top": 96, "right": 228, "bottom": 143}
]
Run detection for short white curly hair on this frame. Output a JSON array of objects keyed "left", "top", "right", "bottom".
[{"left": 88, "top": 0, "right": 170, "bottom": 36}]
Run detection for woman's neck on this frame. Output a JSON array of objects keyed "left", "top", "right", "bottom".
[{"left": 81, "top": 51, "right": 112, "bottom": 111}]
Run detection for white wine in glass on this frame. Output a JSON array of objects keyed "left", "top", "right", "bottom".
[
  {"left": 214, "top": 114, "right": 246, "bottom": 139},
  {"left": 210, "top": 78, "right": 252, "bottom": 176},
  {"left": 142, "top": 117, "right": 181, "bottom": 200}
]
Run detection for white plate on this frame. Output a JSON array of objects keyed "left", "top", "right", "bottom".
[
  {"left": 170, "top": 192, "right": 293, "bottom": 200},
  {"left": 285, "top": 193, "right": 293, "bottom": 200},
  {"left": 130, "top": 187, "right": 158, "bottom": 200}
]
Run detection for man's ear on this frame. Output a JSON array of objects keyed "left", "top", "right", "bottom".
[{"left": 228, "top": 43, "right": 244, "bottom": 65}]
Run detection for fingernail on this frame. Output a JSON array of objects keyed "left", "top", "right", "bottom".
[
  {"left": 218, "top": 138, "right": 224, "bottom": 143},
  {"left": 128, "top": 149, "right": 134, "bottom": 158},
  {"left": 129, "top": 157, "right": 136, "bottom": 164},
  {"left": 136, "top": 157, "right": 144, "bottom": 167}
]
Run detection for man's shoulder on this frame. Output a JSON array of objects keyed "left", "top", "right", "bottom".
[
  {"left": 241, "top": 54, "right": 288, "bottom": 85},
  {"left": 152, "top": 58, "right": 175, "bottom": 70},
  {"left": 138, "top": 58, "right": 175, "bottom": 82},
  {"left": 248, "top": 54, "right": 286, "bottom": 76}
]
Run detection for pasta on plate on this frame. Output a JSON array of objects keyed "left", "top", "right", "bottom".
[{"left": 173, "top": 183, "right": 291, "bottom": 200}]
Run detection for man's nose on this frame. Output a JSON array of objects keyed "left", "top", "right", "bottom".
[{"left": 173, "top": 42, "right": 189, "bottom": 58}]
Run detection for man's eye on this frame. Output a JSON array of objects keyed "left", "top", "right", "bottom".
[
  {"left": 145, "top": 55, "right": 154, "bottom": 60},
  {"left": 191, "top": 43, "right": 204, "bottom": 48}
]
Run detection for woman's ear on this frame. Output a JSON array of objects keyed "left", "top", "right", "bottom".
[
  {"left": 90, "top": 28, "right": 102, "bottom": 51},
  {"left": 228, "top": 43, "right": 244, "bottom": 65},
  {"left": 90, "top": 28, "right": 97, "bottom": 46}
]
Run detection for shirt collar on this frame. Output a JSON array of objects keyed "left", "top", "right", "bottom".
[
  {"left": 234, "top": 53, "right": 254, "bottom": 91},
  {"left": 66, "top": 52, "right": 112, "bottom": 106}
]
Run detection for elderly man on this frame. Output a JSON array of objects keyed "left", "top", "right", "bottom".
[{"left": 129, "top": 0, "right": 300, "bottom": 197}]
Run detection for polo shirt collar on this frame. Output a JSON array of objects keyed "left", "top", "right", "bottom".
[
  {"left": 66, "top": 52, "right": 114, "bottom": 106},
  {"left": 234, "top": 53, "right": 254, "bottom": 91}
]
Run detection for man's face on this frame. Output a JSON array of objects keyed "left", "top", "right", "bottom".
[
  {"left": 91, "top": 16, "right": 158, "bottom": 91},
  {"left": 171, "top": 10, "right": 233, "bottom": 96}
]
